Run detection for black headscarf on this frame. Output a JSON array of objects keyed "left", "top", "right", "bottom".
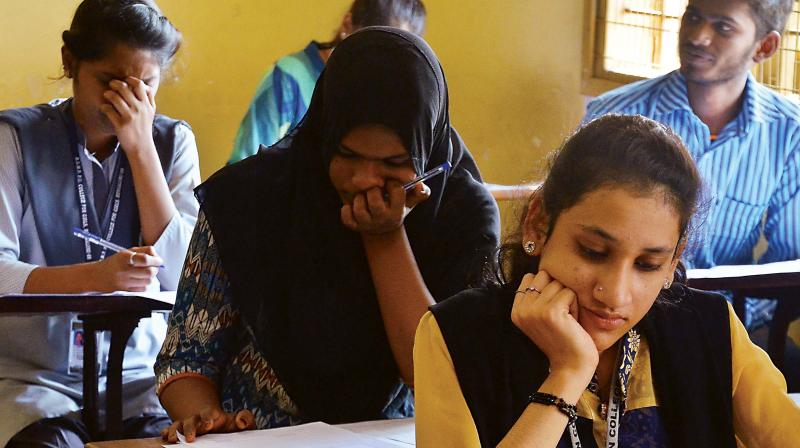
[{"left": 196, "top": 27, "right": 496, "bottom": 423}]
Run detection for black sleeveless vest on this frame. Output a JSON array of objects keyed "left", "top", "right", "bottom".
[
  {"left": 0, "top": 100, "right": 182, "bottom": 266},
  {"left": 431, "top": 285, "right": 736, "bottom": 447}
]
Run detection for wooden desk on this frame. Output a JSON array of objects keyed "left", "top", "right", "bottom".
[
  {"left": 688, "top": 269, "right": 800, "bottom": 376},
  {"left": 0, "top": 294, "right": 172, "bottom": 440}
]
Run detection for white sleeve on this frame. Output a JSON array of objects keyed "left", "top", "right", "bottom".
[
  {"left": 153, "top": 123, "right": 201, "bottom": 290},
  {"left": 0, "top": 123, "right": 38, "bottom": 294}
]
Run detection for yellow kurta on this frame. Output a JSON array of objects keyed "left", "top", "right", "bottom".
[{"left": 414, "top": 303, "right": 800, "bottom": 447}]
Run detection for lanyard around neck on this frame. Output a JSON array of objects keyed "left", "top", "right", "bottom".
[
  {"left": 68, "top": 122, "right": 126, "bottom": 262},
  {"left": 568, "top": 329, "right": 640, "bottom": 448}
]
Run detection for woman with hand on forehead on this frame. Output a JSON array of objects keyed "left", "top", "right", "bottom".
[
  {"left": 0, "top": 0, "right": 199, "bottom": 445},
  {"left": 155, "top": 27, "right": 500, "bottom": 442},
  {"left": 414, "top": 115, "right": 799, "bottom": 448}
]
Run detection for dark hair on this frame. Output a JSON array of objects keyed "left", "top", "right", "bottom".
[
  {"left": 494, "top": 115, "right": 702, "bottom": 295},
  {"left": 62, "top": 0, "right": 182, "bottom": 69},
  {"left": 350, "top": 0, "right": 427, "bottom": 35},
  {"left": 743, "top": 0, "right": 794, "bottom": 37}
]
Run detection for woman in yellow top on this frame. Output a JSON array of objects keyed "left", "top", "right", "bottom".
[{"left": 414, "top": 114, "right": 800, "bottom": 448}]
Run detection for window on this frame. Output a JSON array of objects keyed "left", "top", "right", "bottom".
[{"left": 592, "top": 0, "right": 800, "bottom": 100}]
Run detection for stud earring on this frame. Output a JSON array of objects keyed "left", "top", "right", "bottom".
[
  {"left": 523, "top": 240, "right": 536, "bottom": 256},
  {"left": 663, "top": 278, "right": 672, "bottom": 289}
]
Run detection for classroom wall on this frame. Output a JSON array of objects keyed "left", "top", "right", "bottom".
[{"left": 0, "top": 1, "right": 586, "bottom": 186}]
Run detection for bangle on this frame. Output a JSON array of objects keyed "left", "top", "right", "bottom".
[{"left": 528, "top": 392, "right": 578, "bottom": 424}]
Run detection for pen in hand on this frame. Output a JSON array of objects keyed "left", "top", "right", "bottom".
[
  {"left": 72, "top": 228, "right": 165, "bottom": 269},
  {"left": 403, "top": 161, "right": 451, "bottom": 191}
]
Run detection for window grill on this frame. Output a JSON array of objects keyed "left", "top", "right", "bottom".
[{"left": 595, "top": 0, "right": 800, "bottom": 101}]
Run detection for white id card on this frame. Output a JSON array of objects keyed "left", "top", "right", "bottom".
[{"left": 68, "top": 319, "right": 85, "bottom": 375}]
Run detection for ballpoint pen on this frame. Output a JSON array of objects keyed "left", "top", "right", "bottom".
[
  {"left": 403, "top": 161, "right": 451, "bottom": 191},
  {"left": 72, "top": 227, "right": 165, "bottom": 269}
]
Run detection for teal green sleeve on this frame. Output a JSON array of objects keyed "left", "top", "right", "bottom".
[{"left": 228, "top": 66, "right": 301, "bottom": 164}]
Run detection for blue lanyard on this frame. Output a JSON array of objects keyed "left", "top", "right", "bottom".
[
  {"left": 568, "top": 329, "right": 640, "bottom": 448},
  {"left": 68, "top": 123, "right": 126, "bottom": 262}
]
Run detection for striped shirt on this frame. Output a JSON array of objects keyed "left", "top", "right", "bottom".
[
  {"left": 584, "top": 70, "right": 800, "bottom": 327},
  {"left": 228, "top": 41, "right": 325, "bottom": 164}
]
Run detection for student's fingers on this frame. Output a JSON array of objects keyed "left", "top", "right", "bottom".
[
  {"left": 146, "top": 84, "right": 156, "bottom": 107},
  {"left": 125, "top": 77, "right": 149, "bottom": 103},
  {"left": 515, "top": 271, "right": 551, "bottom": 300},
  {"left": 196, "top": 408, "right": 223, "bottom": 434},
  {"left": 351, "top": 194, "right": 372, "bottom": 224},
  {"left": 512, "top": 272, "right": 562, "bottom": 329},
  {"left": 103, "top": 89, "right": 132, "bottom": 116},
  {"left": 532, "top": 270, "right": 553, "bottom": 290},
  {"left": 235, "top": 410, "right": 256, "bottom": 430},
  {"left": 513, "top": 273, "right": 536, "bottom": 302},
  {"left": 385, "top": 180, "right": 405, "bottom": 216},
  {"left": 124, "top": 269, "right": 153, "bottom": 282},
  {"left": 125, "top": 266, "right": 159, "bottom": 282},
  {"left": 218, "top": 409, "right": 255, "bottom": 432},
  {"left": 128, "top": 251, "right": 164, "bottom": 268},
  {"left": 340, "top": 203, "right": 359, "bottom": 231},
  {"left": 125, "top": 76, "right": 156, "bottom": 107},
  {"left": 549, "top": 287, "right": 578, "bottom": 317},
  {"left": 568, "top": 291, "right": 580, "bottom": 320},
  {"left": 182, "top": 416, "right": 198, "bottom": 442},
  {"left": 163, "top": 421, "right": 181, "bottom": 443},
  {"left": 537, "top": 277, "right": 564, "bottom": 304},
  {"left": 405, "top": 182, "right": 430, "bottom": 209},
  {"left": 365, "top": 187, "right": 388, "bottom": 217},
  {"left": 109, "top": 80, "right": 140, "bottom": 108},
  {"left": 131, "top": 245, "right": 160, "bottom": 258},
  {"left": 511, "top": 273, "right": 535, "bottom": 324}
]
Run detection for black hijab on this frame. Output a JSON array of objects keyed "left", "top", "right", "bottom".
[{"left": 196, "top": 27, "right": 493, "bottom": 423}]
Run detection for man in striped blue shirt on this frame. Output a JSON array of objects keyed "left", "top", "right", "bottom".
[{"left": 585, "top": 0, "right": 799, "bottom": 329}]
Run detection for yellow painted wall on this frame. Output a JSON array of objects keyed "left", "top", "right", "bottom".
[{"left": 0, "top": 1, "right": 586, "bottom": 187}]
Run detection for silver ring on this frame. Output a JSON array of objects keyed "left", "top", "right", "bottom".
[
  {"left": 128, "top": 252, "right": 136, "bottom": 267},
  {"left": 516, "top": 286, "right": 542, "bottom": 295}
]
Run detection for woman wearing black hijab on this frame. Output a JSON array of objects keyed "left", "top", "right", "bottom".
[{"left": 155, "top": 27, "right": 500, "bottom": 441}]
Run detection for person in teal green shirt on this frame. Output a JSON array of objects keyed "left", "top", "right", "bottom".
[{"left": 228, "top": 0, "right": 427, "bottom": 164}]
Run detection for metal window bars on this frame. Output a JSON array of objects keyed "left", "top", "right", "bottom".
[{"left": 595, "top": 0, "right": 800, "bottom": 101}]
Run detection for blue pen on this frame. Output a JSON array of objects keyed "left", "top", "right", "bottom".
[
  {"left": 403, "top": 161, "right": 451, "bottom": 191},
  {"left": 72, "top": 228, "right": 165, "bottom": 269}
]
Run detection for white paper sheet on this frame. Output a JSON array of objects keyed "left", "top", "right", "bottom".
[
  {"left": 687, "top": 259, "right": 800, "bottom": 279},
  {"left": 339, "top": 418, "right": 415, "bottom": 445},
  {"left": 169, "top": 422, "right": 407, "bottom": 448}
]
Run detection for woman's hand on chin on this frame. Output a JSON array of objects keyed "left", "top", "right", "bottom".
[
  {"left": 340, "top": 180, "right": 430, "bottom": 235},
  {"left": 511, "top": 270, "right": 598, "bottom": 383},
  {"left": 161, "top": 408, "right": 256, "bottom": 443}
]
